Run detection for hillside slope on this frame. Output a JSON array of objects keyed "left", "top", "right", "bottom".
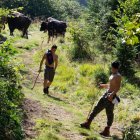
[{"left": 3, "top": 23, "right": 123, "bottom": 140}]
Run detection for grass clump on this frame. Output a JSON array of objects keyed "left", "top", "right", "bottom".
[
  {"left": 120, "top": 83, "right": 139, "bottom": 98},
  {"left": 34, "top": 119, "right": 66, "bottom": 140},
  {"left": 34, "top": 132, "right": 66, "bottom": 140},
  {"left": 122, "top": 124, "right": 140, "bottom": 140},
  {"left": 79, "top": 64, "right": 94, "bottom": 77}
]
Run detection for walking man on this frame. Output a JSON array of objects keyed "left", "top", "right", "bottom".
[
  {"left": 80, "top": 61, "right": 121, "bottom": 136},
  {"left": 38, "top": 44, "right": 58, "bottom": 94}
]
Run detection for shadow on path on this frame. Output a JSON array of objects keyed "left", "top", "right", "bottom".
[
  {"left": 100, "top": 134, "right": 123, "bottom": 140},
  {"left": 47, "top": 94, "right": 69, "bottom": 104}
]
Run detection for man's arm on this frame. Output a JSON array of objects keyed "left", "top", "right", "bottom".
[
  {"left": 54, "top": 55, "right": 58, "bottom": 71},
  {"left": 38, "top": 53, "right": 46, "bottom": 73},
  {"left": 108, "top": 75, "right": 121, "bottom": 101},
  {"left": 100, "top": 84, "right": 109, "bottom": 89}
]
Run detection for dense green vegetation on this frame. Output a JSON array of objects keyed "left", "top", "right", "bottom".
[
  {"left": 0, "top": 38, "right": 24, "bottom": 139},
  {"left": 1, "top": 0, "right": 140, "bottom": 139},
  {"left": 0, "top": 0, "right": 83, "bottom": 20},
  {"left": 0, "top": 9, "right": 24, "bottom": 140}
]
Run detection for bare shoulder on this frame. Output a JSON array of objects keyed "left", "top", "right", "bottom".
[
  {"left": 54, "top": 53, "right": 58, "bottom": 59},
  {"left": 116, "top": 73, "right": 121, "bottom": 81},
  {"left": 44, "top": 53, "right": 47, "bottom": 58},
  {"left": 117, "top": 73, "right": 121, "bottom": 78}
]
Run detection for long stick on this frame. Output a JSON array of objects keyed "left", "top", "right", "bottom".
[
  {"left": 31, "top": 38, "right": 44, "bottom": 90},
  {"left": 86, "top": 89, "right": 101, "bottom": 120},
  {"left": 31, "top": 73, "right": 40, "bottom": 90}
]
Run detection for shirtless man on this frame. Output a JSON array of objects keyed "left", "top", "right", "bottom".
[
  {"left": 80, "top": 61, "right": 121, "bottom": 136},
  {"left": 38, "top": 44, "right": 58, "bottom": 94}
]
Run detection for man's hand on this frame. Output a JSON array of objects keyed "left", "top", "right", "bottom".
[
  {"left": 100, "top": 84, "right": 104, "bottom": 89},
  {"left": 99, "top": 84, "right": 109, "bottom": 89},
  {"left": 108, "top": 94, "right": 113, "bottom": 101},
  {"left": 38, "top": 69, "right": 42, "bottom": 73}
]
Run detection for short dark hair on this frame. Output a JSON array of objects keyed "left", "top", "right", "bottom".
[
  {"left": 111, "top": 61, "right": 119, "bottom": 69},
  {"left": 51, "top": 44, "right": 57, "bottom": 49}
]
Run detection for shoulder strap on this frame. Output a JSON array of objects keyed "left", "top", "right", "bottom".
[
  {"left": 46, "top": 49, "right": 54, "bottom": 65},
  {"left": 46, "top": 49, "right": 51, "bottom": 54}
]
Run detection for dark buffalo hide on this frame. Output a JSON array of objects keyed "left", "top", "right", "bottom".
[
  {"left": 7, "top": 13, "right": 31, "bottom": 39},
  {"left": 40, "top": 22, "right": 48, "bottom": 31},
  {"left": 40, "top": 20, "right": 67, "bottom": 42}
]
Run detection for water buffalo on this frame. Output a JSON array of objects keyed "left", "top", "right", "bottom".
[
  {"left": 40, "top": 20, "right": 67, "bottom": 43},
  {"left": 7, "top": 12, "right": 31, "bottom": 39}
]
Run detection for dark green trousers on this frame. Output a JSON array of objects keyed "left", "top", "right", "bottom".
[{"left": 88, "top": 92, "right": 114, "bottom": 126}]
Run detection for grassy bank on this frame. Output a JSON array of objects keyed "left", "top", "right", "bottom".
[{"left": 1, "top": 22, "right": 140, "bottom": 139}]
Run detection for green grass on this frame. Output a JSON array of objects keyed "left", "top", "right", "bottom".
[{"left": 2, "top": 23, "right": 140, "bottom": 140}]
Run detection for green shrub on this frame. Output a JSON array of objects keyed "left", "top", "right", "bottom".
[
  {"left": 68, "top": 21, "right": 92, "bottom": 60},
  {"left": 0, "top": 40, "right": 24, "bottom": 139},
  {"left": 70, "top": 45, "right": 89, "bottom": 60},
  {"left": 94, "top": 67, "right": 108, "bottom": 85},
  {"left": 114, "top": 37, "right": 137, "bottom": 78}
]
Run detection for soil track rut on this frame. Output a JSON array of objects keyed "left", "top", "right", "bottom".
[{"left": 22, "top": 98, "right": 86, "bottom": 140}]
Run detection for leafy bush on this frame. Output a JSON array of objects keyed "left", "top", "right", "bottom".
[
  {"left": 68, "top": 20, "right": 92, "bottom": 60},
  {"left": 0, "top": 40, "right": 24, "bottom": 139},
  {"left": 94, "top": 67, "right": 108, "bottom": 85},
  {"left": 113, "top": 0, "right": 140, "bottom": 79}
]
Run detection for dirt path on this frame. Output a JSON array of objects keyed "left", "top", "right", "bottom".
[
  {"left": 22, "top": 95, "right": 123, "bottom": 140},
  {"left": 19, "top": 44, "right": 86, "bottom": 139},
  {"left": 17, "top": 38, "right": 123, "bottom": 140},
  {"left": 22, "top": 97, "right": 86, "bottom": 140}
]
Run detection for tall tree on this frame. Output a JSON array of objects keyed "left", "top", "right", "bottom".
[
  {"left": 115, "top": 39, "right": 137, "bottom": 77},
  {"left": 113, "top": 0, "right": 140, "bottom": 77}
]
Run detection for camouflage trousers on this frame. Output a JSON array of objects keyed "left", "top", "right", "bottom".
[{"left": 88, "top": 92, "right": 114, "bottom": 127}]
